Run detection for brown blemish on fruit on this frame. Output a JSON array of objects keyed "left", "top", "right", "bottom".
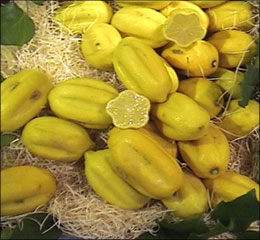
[
  {"left": 115, "top": 167, "right": 128, "bottom": 181},
  {"left": 198, "top": 125, "right": 204, "bottom": 131},
  {"left": 173, "top": 191, "right": 178, "bottom": 197},
  {"left": 30, "top": 91, "right": 41, "bottom": 100},
  {"left": 15, "top": 199, "right": 24, "bottom": 204},
  {"left": 172, "top": 49, "right": 183, "bottom": 54}
]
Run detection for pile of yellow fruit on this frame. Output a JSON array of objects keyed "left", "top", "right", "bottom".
[{"left": 1, "top": 0, "right": 259, "bottom": 222}]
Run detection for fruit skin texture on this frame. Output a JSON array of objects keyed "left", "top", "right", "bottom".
[
  {"left": 178, "top": 78, "right": 223, "bottom": 118},
  {"left": 151, "top": 92, "right": 210, "bottom": 141},
  {"left": 1, "top": 70, "right": 53, "bottom": 132},
  {"left": 85, "top": 150, "right": 150, "bottom": 210},
  {"left": 107, "top": 128, "right": 183, "bottom": 199},
  {"left": 111, "top": 6, "right": 168, "bottom": 48},
  {"left": 208, "top": 30, "right": 257, "bottom": 68},
  {"left": 116, "top": 1, "right": 171, "bottom": 10},
  {"left": 191, "top": 1, "right": 226, "bottom": 9},
  {"left": 178, "top": 125, "right": 230, "bottom": 179},
  {"left": 162, "top": 40, "right": 219, "bottom": 77},
  {"left": 161, "top": 170, "right": 208, "bottom": 218},
  {"left": 22, "top": 116, "right": 95, "bottom": 162},
  {"left": 209, "top": 68, "right": 244, "bottom": 99},
  {"left": 48, "top": 78, "right": 118, "bottom": 129},
  {"left": 113, "top": 37, "right": 172, "bottom": 103},
  {"left": 218, "top": 100, "right": 259, "bottom": 140},
  {"left": 206, "top": 1, "right": 253, "bottom": 32},
  {"left": 1, "top": 166, "right": 56, "bottom": 216},
  {"left": 81, "top": 23, "right": 122, "bottom": 71},
  {"left": 204, "top": 171, "right": 260, "bottom": 207},
  {"left": 55, "top": 1, "right": 112, "bottom": 34},
  {"left": 142, "top": 123, "right": 178, "bottom": 158}
]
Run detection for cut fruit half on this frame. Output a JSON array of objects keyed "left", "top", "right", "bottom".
[
  {"left": 106, "top": 90, "right": 151, "bottom": 129},
  {"left": 163, "top": 8, "right": 208, "bottom": 47}
]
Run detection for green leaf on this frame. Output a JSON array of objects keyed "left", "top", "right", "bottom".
[
  {"left": 189, "top": 222, "right": 229, "bottom": 239},
  {"left": 138, "top": 215, "right": 209, "bottom": 240},
  {"left": 239, "top": 60, "right": 259, "bottom": 108},
  {"left": 210, "top": 190, "right": 260, "bottom": 233},
  {"left": 1, "top": 134, "right": 16, "bottom": 147},
  {"left": 0, "top": 228, "right": 13, "bottom": 240},
  {"left": 32, "top": 0, "right": 45, "bottom": 5},
  {"left": 6, "top": 213, "right": 62, "bottom": 239},
  {"left": 1, "top": 2, "right": 35, "bottom": 46},
  {"left": 239, "top": 42, "right": 259, "bottom": 108},
  {"left": 138, "top": 227, "right": 190, "bottom": 240},
  {"left": 237, "top": 231, "right": 260, "bottom": 239},
  {"left": 1, "top": 75, "right": 5, "bottom": 82},
  {"left": 159, "top": 214, "right": 209, "bottom": 234},
  {"left": 138, "top": 191, "right": 260, "bottom": 240},
  {"left": 138, "top": 232, "right": 159, "bottom": 240}
]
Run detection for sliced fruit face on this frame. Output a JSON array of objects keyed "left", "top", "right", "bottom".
[{"left": 106, "top": 90, "right": 151, "bottom": 129}]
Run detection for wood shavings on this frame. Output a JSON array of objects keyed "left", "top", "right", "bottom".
[
  {"left": 228, "top": 127, "right": 259, "bottom": 180},
  {"left": 49, "top": 185, "right": 168, "bottom": 239}
]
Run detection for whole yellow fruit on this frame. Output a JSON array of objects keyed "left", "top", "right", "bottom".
[
  {"left": 113, "top": 37, "right": 172, "bottom": 103},
  {"left": 178, "top": 78, "right": 223, "bottom": 118},
  {"left": 178, "top": 125, "right": 230, "bottom": 179},
  {"left": 22, "top": 116, "right": 95, "bottom": 162},
  {"left": 218, "top": 99, "right": 259, "bottom": 140},
  {"left": 1, "top": 166, "right": 56, "bottom": 216},
  {"left": 85, "top": 150, "right": 150, "bottom": 210},
  {"left": 107, "top": 127, "right": 183, "bottom": 199},
  {"left": 190, "top": 1, "right": 226, "bottom": 8},
  {"left": 162, "top": 40, "right": 219, "bottom": 77},
  {"left": 209, "top": 68, "right": 244, "bottom": 99},
  {"left": 208, "top": 30, "right": 257, "bottom": 68},
  {"left": 111, "top": 6, "right": 168, "bottom": 48},
  {"left": 81, "top": 23, "right": 122, "bottom": 71},
  {"left": 1, "top": 70, "right": 52, "bottom": 132},
  {"left": 48, "top": 78, "right": 118, "bottom": 129},
  {"left": 55, "top": 1, "right": 112, "bottom": 34},
  {"left": 204, "top": 171, "right": 260, "bottom": 207},
  {"left": 151, "top": 92, "right": 210, "bottom": 141},
  {"left": 206, "top": 1, "right": 254, "bottom": 32},
  {"left": 162, "top": 170, "right": 208, "bottom": 218},
  {"left": 116, "top": 1, "right": 171, "bottom": 10}
]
